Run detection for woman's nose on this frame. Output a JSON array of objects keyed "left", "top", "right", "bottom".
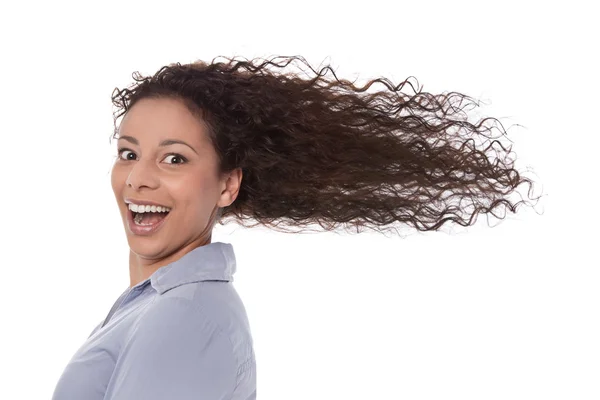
[{"left": 126, "top": 161, "right": 160, "bottom": 189}]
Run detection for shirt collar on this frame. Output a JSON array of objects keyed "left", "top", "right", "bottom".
[{"left": 131, "top": 241, "right": 237, "bottom": 295}]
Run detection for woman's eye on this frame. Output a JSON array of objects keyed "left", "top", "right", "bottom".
[
  {"left": 164, "top": 154, "right": 187, "bottom": 164},
  {"left": 118, "top": 149, "right": 136, "bottom": 160}
]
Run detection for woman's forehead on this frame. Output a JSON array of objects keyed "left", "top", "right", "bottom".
[{"left": 118, "top": 99, "right": 208, "bottom": 144}]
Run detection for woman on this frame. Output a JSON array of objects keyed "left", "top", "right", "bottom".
[{"left": 52, "top": 55, "right": 541, "bottom": 400}]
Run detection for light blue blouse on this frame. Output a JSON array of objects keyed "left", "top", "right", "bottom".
[{"left": 52, "top": 241, "right": 256, "bottom": 400}]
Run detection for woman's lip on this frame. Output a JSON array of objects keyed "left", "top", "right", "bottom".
[
  {"left": 124, "top": 198, "right": 171, "bottom": 208},
  {"left": 125, "top": 206, "right": 171, "bottom": 236}
]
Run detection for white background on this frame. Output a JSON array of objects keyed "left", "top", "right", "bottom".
[{"left": 1, "top": 1, "right": 597, "bottom": 399}]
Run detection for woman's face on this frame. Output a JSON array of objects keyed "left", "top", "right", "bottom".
[{"left": 111, "top": 97, "right": 241, "bottom": 258}]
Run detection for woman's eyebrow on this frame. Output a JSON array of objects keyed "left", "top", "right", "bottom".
[{"left": 118, "top": 135, "right": 198, "bottom": 155}]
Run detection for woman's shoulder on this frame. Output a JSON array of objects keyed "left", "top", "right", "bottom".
[{"left": 141, "top": 281, "right": 254, "bottom": 360}]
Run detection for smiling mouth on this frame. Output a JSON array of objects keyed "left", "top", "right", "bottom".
[{"left": 127, "top": 206, "right": 171, "bottom": 224}]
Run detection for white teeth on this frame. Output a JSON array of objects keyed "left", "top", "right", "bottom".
[{"left": 128, "top": 203, "right": 171, "bottom": 213}]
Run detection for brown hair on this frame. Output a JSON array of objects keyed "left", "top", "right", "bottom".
[{"left": 110, "top": 55, "right": 544, "bottom": 237}]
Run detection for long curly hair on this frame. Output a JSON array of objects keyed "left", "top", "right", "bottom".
[{"left": 110, "top": 55, "right": 544, "bottom": 237}]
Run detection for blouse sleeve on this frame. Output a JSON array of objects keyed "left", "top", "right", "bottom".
[{"left": 103, "top": 297, "right": 239, "bottom": 400}]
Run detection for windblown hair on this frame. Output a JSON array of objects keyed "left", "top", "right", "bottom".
[{"left": 110, "top": 55, "right": 543, "bottom": 237}]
